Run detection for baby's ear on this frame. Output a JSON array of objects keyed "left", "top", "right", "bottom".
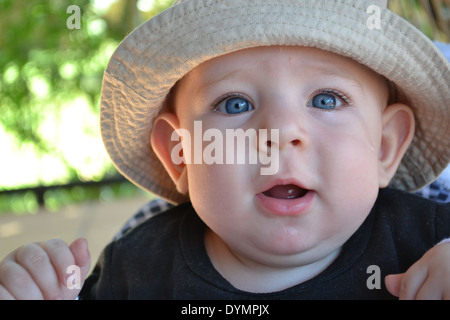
[
  {"left": 378, "top": 103, "right": 415, "bottom": 187},
  {"left": 150, "top": 113, "right": 189, "bottom": 195}
]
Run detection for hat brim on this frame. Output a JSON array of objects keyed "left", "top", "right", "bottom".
[{"left": 100, "top": 0, "right": 450, "bottom": 204}]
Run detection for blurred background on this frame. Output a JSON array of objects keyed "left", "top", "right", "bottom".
[
  {"left": 0, "top": 0, "right": 449, "bottom": 263},
  {"left": 0, "top": 0, "right": 176, "bottom": 215}
]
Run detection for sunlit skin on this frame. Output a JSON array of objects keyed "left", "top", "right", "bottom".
[{"left": 155, "top": 46, "right": 396, "bottom": 292}]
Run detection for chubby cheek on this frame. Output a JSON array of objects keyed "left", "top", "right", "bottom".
[
  {"left": 315, "top": 120, "right": 381, "bottom": 220},
  {"left": 186, "top": 163, "right": 253, "bottom": 223},
  {"left": 327, "top": 139, "right": 379, "bottom": 192},
  {"left": 315, "top": 111, "right": 381, "bottom": 188}
]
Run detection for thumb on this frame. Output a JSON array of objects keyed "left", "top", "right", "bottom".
[
  {"left": 69, "top": 237, "right": 91, "bottom": 279},
  {"left": 61, "top": 238, "right": 91, "bottom": 299},
  {"left": 385, "top": 273, "right": 404, "bottom": 298}
]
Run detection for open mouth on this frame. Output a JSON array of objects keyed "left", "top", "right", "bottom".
[
  {"left": 262, "top": 184, "right": 308, "bottom": 199},
  {"left": 257, "top": 182, "right": 314, "bottom": 216}
]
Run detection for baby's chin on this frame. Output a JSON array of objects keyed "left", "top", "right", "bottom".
[{"left": 226, "top": 224, "right": 343, "bottom": 269}]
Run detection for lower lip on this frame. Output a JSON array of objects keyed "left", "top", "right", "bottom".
[{"left": 255, "top": 191, "right": 315, "bottom": 216}]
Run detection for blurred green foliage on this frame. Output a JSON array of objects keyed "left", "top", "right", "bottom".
[
  {"left": 389, "top": 0, "right": 449, "bottom": 42},
  {"left": 0, "top": 181, "right": 148, "bottom": 214},
  {"left": 0, "top": 0, "right": 174, "bottom": 213},
  {"left": 1, "top": 0, "right": 108, "bottom": 152},
  {"left": 0, "top": 0, "right": 175, "bottom": 179}
]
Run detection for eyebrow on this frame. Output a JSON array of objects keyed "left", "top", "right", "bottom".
[
  {"left": 311, "top": 65, "right": 366, "bottom": 94},
  {"left": 198, "top": 63, "right": 367, "bottom": 96},
  {"left": 197, "top": 69, "right": 253, "bottom": 93}
]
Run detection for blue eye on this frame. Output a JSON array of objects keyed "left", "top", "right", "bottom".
[
  {"left": 215, "top": 96, "right": 254, "bottom": 114},
  {"left": 309, "top": 92, "right": 344, "bottom": 110}
]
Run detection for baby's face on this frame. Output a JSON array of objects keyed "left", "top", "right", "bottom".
[{"left": 171, "top": 46, "right": 390, "bottom": 269}]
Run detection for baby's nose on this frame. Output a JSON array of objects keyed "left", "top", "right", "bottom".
[
  {"left": 265, "top": 137, "right": 302, "bottom": 148},
  {"left": 262, "top": 116, "right": 310, "bottom": 151}
]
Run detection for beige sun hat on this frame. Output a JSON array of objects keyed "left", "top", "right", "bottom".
[{"left": 100, "top": 0, "right": 450, "bottom": 204}]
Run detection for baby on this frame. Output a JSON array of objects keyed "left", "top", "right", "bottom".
[{"left": 0, "top": 0, "right": 449, "bottom": 300}]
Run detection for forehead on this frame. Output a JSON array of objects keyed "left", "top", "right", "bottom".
[
  {"left": 172, "top": 45, "right": 390, "bottom": 112},
  {"left": 183, "top": 45, "right": 386, "bottom": 87}
]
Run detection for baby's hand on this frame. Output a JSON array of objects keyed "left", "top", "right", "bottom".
[
  {"left": 0, "top": 238, "right": 90, "bottom": 300},
  {"left": 385, "top": 243, "right": 450, "bottom": 300}
]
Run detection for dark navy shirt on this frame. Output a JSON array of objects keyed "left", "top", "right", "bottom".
[{"left": 80, "top": 188, "right": 450, "bottom": 299}]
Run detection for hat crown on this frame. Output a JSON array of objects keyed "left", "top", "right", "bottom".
[
  {"left": 173, "top": 0, "right": 387, "bottom": 8},
  {"left": 372, "top": 0, "right": 387, "bottom": 8},
  {"left": 101, "top": 0, "right": 449, "bottom": 203}
]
